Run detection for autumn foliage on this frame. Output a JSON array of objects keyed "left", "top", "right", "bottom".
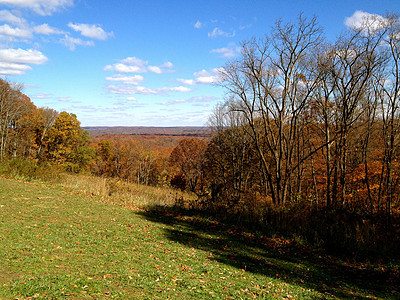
[
  {"left": 195, "top": 13, "right": 400, "bottom": 254},
  {"left": 169, "top": 138, "right": 207, "bottom": 192},
  {"left": 2, "top": 13, "right": 400, "bottom": 256},
  {"left": 0, "top": 79, "right": 93, "bottom": 172}
]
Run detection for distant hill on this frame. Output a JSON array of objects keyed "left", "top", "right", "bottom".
[{"left": 84, "top": 126, "right": 212, "bottom": 137}]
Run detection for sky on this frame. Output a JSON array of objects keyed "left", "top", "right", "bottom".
[{"left": 0, "top": 0, "right": 399, "bottom": 127}]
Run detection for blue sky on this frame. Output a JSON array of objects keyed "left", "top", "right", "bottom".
[{"left": 0, "top": 0, "right": 399, "bottom": 127}]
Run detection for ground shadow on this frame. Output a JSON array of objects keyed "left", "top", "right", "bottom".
[{"left": 137, "top": 207, "right": 400, "bottom": 299}]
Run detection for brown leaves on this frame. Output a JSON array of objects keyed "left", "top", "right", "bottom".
[{"left": 180, "top": 264, "right": 192, "bottom": 272}]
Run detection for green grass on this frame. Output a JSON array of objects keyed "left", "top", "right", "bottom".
[{"left": 0, "top": 177, "right": 398, "bottom": 299}]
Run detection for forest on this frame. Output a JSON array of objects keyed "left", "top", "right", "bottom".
[{"left": 1, "top": 13, "right": 400, "bottom": 257}]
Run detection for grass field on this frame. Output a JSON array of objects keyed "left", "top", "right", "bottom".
[{"left": 0, "top": 177, "right": 399, "bottom": 299}]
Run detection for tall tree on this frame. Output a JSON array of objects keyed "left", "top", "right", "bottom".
[
  {"left": 35, "top": 108, "right": 58, "bottom": 159},
  {"left": 374, "top": 14, "right": 400, "bottom": 219},
  {"left": 44, "top": 111, "right": 94, "bottom": 172},
  {"left": 205, "top": 103, "right": 256, "bottom": 207},
  {"left": 0, "top": 80, "right": 32, "bottom": 159},
  {"left": 220, "top": 14, "right": 324, "bottom": 205}
]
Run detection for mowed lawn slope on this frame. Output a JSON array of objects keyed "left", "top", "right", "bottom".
[{"left": 0, "top": 178, "right": 398, "bottom": 299}]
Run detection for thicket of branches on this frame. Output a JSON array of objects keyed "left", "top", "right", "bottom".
[{"left": 195, "top": 13, "right": 400, "bottom": 254}]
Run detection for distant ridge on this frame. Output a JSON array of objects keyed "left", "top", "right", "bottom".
[{"left": 84, "top": 126, "right": 212, "bottom": 137}]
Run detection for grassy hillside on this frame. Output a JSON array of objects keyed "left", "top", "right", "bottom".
[{"left": 0, "top": 177, "right": 398, "bottom": 299}]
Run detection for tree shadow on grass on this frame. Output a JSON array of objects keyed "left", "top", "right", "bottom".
[{"left": 137, "top": 208, "right": 400, "bottom": 299}]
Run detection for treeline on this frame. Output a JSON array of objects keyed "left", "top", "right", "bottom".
[
  {"left": 92, "top": 138, "right": 171, "bottom": 186},
  {"left": 0, "top": 79, "right": 93, "bottom": 172},
  {"left": 0, "top": 80, "right": 205, "bottom": 190},
  {"left": 199, "top": 13, "right": 400, "bottom": 254},
  {"left": 163, "top": 13, "right": 400, "bottom": 255},
  {"left": 0, "top": 78, "right": 203, "bottom": 188}
]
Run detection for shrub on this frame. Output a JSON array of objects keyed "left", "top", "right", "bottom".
[{"left": 0, "top": 158, "right": 60, "bottom": 182}]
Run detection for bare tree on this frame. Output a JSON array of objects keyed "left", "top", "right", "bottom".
[
  {"left": 374, "top": 14, "right": 400, "bottom": 219},
  {"left": 220, "top": 14, "right": 324, "bottom": 205},
  {"left": 329, "top": 26, "right": 385, "bottom": 206},
  {"left": 205, "top": 102, "right": 255, "bottom": 207},
  {"left": 36, "top": 107, "right": 58, "bottom": 159},
  {"left": 0, "top": 80, "right": 30, "bottom": 159}
]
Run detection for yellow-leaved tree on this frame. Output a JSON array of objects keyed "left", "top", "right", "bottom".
[{"left": 44, "top": 111, "right": 94, "bottom": 172}]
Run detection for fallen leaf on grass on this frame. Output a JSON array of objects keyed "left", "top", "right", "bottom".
[{"left": 181, "top": 264, "right": 192, "bottom": 271}]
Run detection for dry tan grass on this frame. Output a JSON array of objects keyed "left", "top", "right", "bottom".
[
  {"left": 0, "top": 159, "right": 196, "bottom": 211},
  {"left": 58, "top": 173, "right": 195, "bottom": 210}
]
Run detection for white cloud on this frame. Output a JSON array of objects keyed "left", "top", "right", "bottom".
[
  {"left": 126, "top": 96, "right": 137, "bottom": 101},
  {"left": 61, "top": 35, "right": 94, "bottom": 50},
  {"left": 104, "top": 57, "right": 174, "bottom": 74},
  {"left": 105, "top": 74, "right": 144, "bottom": 85},
  {"left": 121, "top": 57, "right": 147, "bottom": 65},
  {"left": 193, "top": 69, "right": 209, "bottom": 77},
  {"left": 106, "top": 85, "right": 157, "bottom": 95},
  {"left": 0, "top": 10, "right": 27, "bottom": 26},
  {"left": 0, "top": 24, "right": 32, "bottom": 38},
  {"left": 0, "top": 48, "right": 47, "bottom": 75},
  {"left": 176, "top": 78, "right": 195, "bottom": 85},
  {"left": 0, "top": 0, "right": 74, "bottom": 16},
  {"left": 148, "top": 65, "right": 162, "bottom": 74},
  {"left": 208, "top": 27, "right": 236, "bottom": 38},
  {"left": 160, "top": 86, "right": 192, "bottom": 93},
  {"left": 345, "top": 10, "right": 386, "bottom": 32},
  {"left": 194, "top": 20, "right": 202, "bottom": 29},
  {"left": 106, "top": 84, "right": 191, "bottom": 96},
  {"left": 0, "top": 61, "right": 31, "bottom": 75},
  {"left": 177, "top": 68, "right": 223, "bottom": 86},
  {"left": 57, "top": 96, "right": 71, "bottom": 102},
  {"left": 160, "top": 99, "right": 187, "bottom": 105},
  {"left": 104, "top": 57, "right": 149, "bottom": 73},
  {"left": 149, "top": 61, "right": 174, "bottom": 74},
  {"left": 68, "top": 23, "right": 113, "bottom": 40},
  {"left": 161, "top": 61, "right": 173, "bottom": 68},
  {"left": 196, "top": 76, "right": 216, "bottom": 84},
  {"left": 0, "top": 12, "right": 64, "bottom": 42},
  {"left": 34, "top": 24, "right": 64, "bottom": 35},
  {"left": 210, "top": 43, "right": 240, "bottom": 58},
  {"left": 104, "top": 63, "right": 144, "bottom": 73},
  {"left": 33, "top": 92, "right": 52, "bottom": 99},
  {"left": 194, "top": 68, "right": 221, "bottom": 84},
  {"left": 0, "top": 67, "right": 25, "bottom": 76},
  {"left": 0, "top": 48, "right": 47, "bottom": 64}
]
